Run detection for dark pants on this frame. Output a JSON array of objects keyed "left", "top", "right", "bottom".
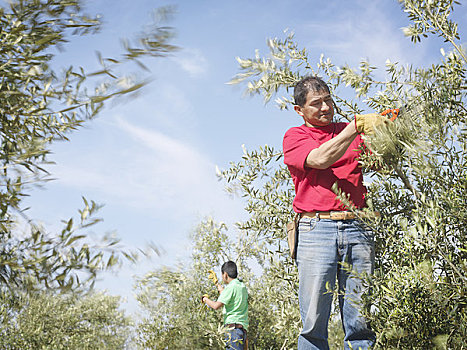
[{"left": 225, "top": 326, "right": 246, "bottom": 350}]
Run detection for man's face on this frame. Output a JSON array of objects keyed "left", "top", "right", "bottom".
[{"left": 294, "top": 89, "right": 334, "bottom": 127}]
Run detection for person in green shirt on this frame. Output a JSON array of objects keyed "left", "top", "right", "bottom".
[{"left": 202, "top": 261, "right": 249, "bottom": 350}]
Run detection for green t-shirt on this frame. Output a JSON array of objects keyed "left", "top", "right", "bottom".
[{"left": 217, "top": 278, "right": 249, "bottom": 330}]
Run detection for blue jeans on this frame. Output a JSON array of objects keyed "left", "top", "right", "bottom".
[
  {"left": 225, "top": 328, "right": 246, "bottom": 350},
  {"left": 296, "top": 217, "right": 376, "bottom": 350}
]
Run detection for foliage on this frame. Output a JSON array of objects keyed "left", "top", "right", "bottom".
[
  {"left": 0, "top": 288, "right": 132, "bottom": 349},
  {"left": 0, "top": 0, "right": 177, "bottom": 291}
]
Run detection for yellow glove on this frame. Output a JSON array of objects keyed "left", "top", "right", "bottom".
[
  {"left": 207, "top": 270, "right": 218, "bottom": 285},
  {"left": 201, "top": 294, "right": 209, "bottom": 304},
  {"left": 355, "top": 113, "right": 389, "bottom": 134}
]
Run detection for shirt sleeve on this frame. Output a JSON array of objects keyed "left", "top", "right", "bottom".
[
  {"left": 217, "top": 285, "right": 233, "bottom": 306},
  {"left": 283, "top": 127, "right": 319, "bottom": 171}
]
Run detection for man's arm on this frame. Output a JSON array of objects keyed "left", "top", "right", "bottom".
[
  {"left": 305, "top": 121, "right": 358, "bottom": 169},
  {"left": 202, "top": 296, "right": 224, "bottom": 310}
]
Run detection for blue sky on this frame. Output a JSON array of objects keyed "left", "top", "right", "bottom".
[{"left": 22, "top": 0, "right": 466, "bottom": 313}]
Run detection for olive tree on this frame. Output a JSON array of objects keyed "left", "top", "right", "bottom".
[
  {"left": 0, "top": 289, "right": 132, "bottom": 349},
  {"left": 0, "top": 0, "right": 177, "bottom": 291},
  {"left": 227, "top": 0, "right": 467, "bottom": 348}
]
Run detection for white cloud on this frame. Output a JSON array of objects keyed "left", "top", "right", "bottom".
[
  {"left": 303, "top": 2, "right": 428, "bottom": 69},
  {"left": 51, "top": 116, "right": 239, "bottom": 223},
  {"left": 172, "top": 48, "right": 208, "bottom": 77}
]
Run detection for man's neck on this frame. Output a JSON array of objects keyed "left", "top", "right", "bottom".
[{"left": 305, "top": 120, "right": 333, "bottom": 128}]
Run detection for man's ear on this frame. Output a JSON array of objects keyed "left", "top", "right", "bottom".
[{"left": 294, "top": 105, "right": 304, "bottom": 117}]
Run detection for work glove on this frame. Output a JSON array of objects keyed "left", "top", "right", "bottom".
[
  {"left": 207, "top": 270, "right": 218, "bottom": 285},
  {"left": 355, "top": 113, "right": 390, "bottom": 135},
  {"left": 201, "top": 294, "right": 209, "bottom": 304}
]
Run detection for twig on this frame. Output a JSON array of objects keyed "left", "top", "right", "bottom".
[{"left": 393, "top": 164, "right": 421, "bottom": 201}]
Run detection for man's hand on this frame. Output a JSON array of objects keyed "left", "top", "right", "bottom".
[
  {"left": 355, "top": 113, "right": 390, "bottom": 134},
  {"left": 201, "top": 294, "right": 209, "bottom": 304}
]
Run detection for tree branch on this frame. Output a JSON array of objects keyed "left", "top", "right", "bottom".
[{"left": 393, "top": 164, "right": 422, "bottom": 201}]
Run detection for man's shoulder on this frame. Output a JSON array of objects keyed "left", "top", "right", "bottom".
[
  {"left": 229, "top": 279, "right": 247, "bottom": 291},
  {"left": 284, "top": 122, "right": 348, "bottom": 141},
  {"left": 284, "top": 124, "right": 307, "bottom": 136},
  {"left": 218, "top": 283, "right": 232, "bottom": 301},
  {"left": 283, "top": 125, "right": 311, "bottom": 145},
  {"left": 230, "top": 278, "right": 243, "bottom": 286}
]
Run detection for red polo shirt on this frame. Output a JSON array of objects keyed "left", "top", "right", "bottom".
[{"left": 283, "top": 122, "right": 367, "bottom": 213}]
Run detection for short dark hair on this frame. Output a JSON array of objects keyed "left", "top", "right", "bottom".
[
  {"left": 221, "top": 261, "right": 238, "bottom": 279},
  {"left": 294, "top": 76, "right": 330, "bottom": 107}
]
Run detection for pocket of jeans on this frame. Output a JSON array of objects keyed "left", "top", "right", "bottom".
[{"left": 298, "top": 217, "right": 317, "bottom": 233}]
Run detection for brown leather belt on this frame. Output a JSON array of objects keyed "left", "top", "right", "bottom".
[{"left": 300, "top": 211, "right": 380, "bottom": 220}]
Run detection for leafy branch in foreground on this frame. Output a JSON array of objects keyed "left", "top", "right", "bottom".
[{"left": 0, "top": 0, "right": 177, "bottom": 291}]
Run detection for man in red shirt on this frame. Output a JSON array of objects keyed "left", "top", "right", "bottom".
[{"left": 283, "top": 76, "right": 384, "bottom": 349}]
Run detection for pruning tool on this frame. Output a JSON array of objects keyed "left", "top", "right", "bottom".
[
  {"left": 380, "top": 108, "right": 400, "bottom": 121},
  {"left": 381, "top": 93, "right": 425, "bottom": 121}
]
